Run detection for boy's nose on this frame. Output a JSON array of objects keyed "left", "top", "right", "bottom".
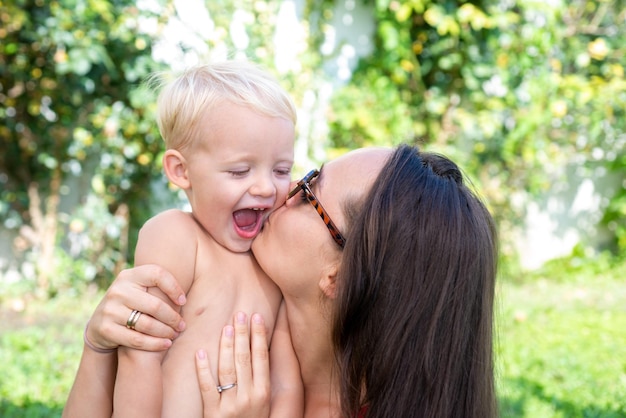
[{"left": 250, "top": 174, "right": 276, "bottom": 198}]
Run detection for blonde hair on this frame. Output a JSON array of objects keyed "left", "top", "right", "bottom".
[{"left": 153, "top": 60, "right": 297, "bottom": 150}]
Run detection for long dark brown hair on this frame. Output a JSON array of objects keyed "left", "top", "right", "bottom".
[{"left": 333, "top": 144, "right": 498, "bottom": 418}]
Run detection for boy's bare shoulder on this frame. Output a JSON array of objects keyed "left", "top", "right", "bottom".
[
  {"left": 136, "top": 209, "right": 204, "bottom": 251},
  {"left": 141, "top": 209, "right": 197, "bottom": 233}
]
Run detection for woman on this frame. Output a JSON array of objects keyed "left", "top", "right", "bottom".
[{"left": 64, "top": 144, "right": 498, "bottom": 417}]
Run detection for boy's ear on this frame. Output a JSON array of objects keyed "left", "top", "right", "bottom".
[
  {"left": 163, "top": 149, "right": 191, "bottom": 189},
  {"left": 319, "top": 264, "right": 339, "bottom": 299}
]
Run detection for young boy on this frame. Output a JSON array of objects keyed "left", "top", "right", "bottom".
[{"left": 112, "top": 61, "right": 299, "bottom": 417}]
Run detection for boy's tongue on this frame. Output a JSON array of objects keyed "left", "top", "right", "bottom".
[{"left": 233, "top": 209, "right": 259, "bottom": 230}]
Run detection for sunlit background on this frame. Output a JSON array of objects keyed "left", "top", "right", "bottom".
[{"left": 1, "top": 0, "right": 624, "bottom": 416}]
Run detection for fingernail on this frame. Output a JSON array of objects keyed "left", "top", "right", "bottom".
[
  {"left": 252, "top": 313, "right": 263, "bottom": 324},
  {"left": 178, "top": 320, "right": 186, "bottom": 331},
  {"left": 197, "top": 349, "right": 206, "bottom": 360},
  {"left": 224, "top": 325, "right": 234, "bottom": 337},
  {"left": 236, "top": 312, "right": 246, "bottom": 324},
  {"left": 178, "top": 295, "right": 187, "bottom": 305}
]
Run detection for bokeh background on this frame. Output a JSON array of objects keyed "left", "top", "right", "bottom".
[{"left": 1, "top": 0, "right": 624, "bottom": 416}]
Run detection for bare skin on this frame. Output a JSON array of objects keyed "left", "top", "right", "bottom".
[{"left": 65, "top": 148, "right": 392, "bottom": 418}]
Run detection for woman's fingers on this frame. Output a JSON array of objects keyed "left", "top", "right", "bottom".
[
  {"left": 218, "top": 321, "right": 239, "bottom": 396},
  {"left": 127, "top": 310, "right": 180, "bottom": 340},
  {"left": 197, "top": 312, "right": 270, "bottom": 418},
  {"left": 116, "top": 265, "right": 186, "bottom": 331},
  {"left": 215, "top": 323, "right": 240, "bottom": 417},
  {"left": 124, "top": 264, "right": 187, "bottom": 307},
  {"left": 196, "top": 349, "right": 221, "bottom": 416},
  {"left": 86, "top": 265, "right": 186, "bottom": 351},
  {"left": 249, "top": 313, "right": 271, "bottom": 417},
  {"left": 120, "top": 328, "right": 174, "bottom": 351},
  {"left": 249, "top": 313, "right": 271, "bottom": 398},
  {"left": 87, "top": 308, "right": 175, "bottom": 352},
  {"left": 233, "top": 312, "right": 252, "bottom": 391}
]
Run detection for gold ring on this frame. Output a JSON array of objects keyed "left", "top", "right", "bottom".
[{"left": 126, "top": 310, "right": 142, "bottom": 330}]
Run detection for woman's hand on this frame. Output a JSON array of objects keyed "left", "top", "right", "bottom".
[
  {"left": 86, "top": 264, "right": 187, "bottom": 352},
  {"left": 195, "top": 312, "right": 271, "bottom": 418}
]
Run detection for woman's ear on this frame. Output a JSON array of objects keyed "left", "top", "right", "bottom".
[
  {"left": 319, "top": 265, "right": 339, "bottom": 299},
  {"left": 163, "top": 149, "right": 191, "bottom": 189}
]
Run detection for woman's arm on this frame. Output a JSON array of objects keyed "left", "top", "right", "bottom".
[
  {"left": 63, "top": 265, "right": 186, "bottom": 417},
  {"left": 63, "top": 338, "right": 118, "bottom": 418}
]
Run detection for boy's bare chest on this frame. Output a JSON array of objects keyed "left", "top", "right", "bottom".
[
  {"left": 158, "top": 241, "right": 281, "bottom": 416},
  {"left": 161, "top": 247, "right": 280, "bottom": 365}
]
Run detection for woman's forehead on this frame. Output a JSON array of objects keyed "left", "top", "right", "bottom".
[{"left": 320, "top": 147, "right": 392, "bottom": 186}]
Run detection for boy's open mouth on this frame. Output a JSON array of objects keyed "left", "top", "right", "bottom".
[{"left": 233, "top": 208, "right": 265, "bottom": 238}]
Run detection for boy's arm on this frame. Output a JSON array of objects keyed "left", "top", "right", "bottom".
[
  {"left": 113, "top": 210, "right": 198, "bottom": 417},
  {"left": 269, "top": 301, "right": 304, "bottom": 418}
]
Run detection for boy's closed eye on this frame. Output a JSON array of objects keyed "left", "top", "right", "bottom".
[
  {"left": 274, "top": 168, "right": 292, "bottom": 176},
  {"left": 228, "top": 169, "right": 250, "bottom": 177}
]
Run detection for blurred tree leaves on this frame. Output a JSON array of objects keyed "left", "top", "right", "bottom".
[
  {"left": 0, "top": 0, "right": 624, "bottom": 296},
  {"left": 0, "top": 0, "right": 171, "bottom": 291},
  {"left": 326, "top": 0, "right": 626, "bottom": 256}
]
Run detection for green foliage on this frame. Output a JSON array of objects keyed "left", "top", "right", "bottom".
[
  {"left": 602, "top": 152, "right": 626, "bottom": 251},
  {"left": 0, "top": 0, "right": 172, "bottom": 288},
  {"left": 325, "top": 0, "right": 626, "bottom": 256},
  {"left": 502, "top": 244, "right": 624, "bottom": 286},
  {"left": 0, "top": 2, "right": 623, "bottom": 416},
  {"left": 1, "top": 0, "right": 624, "bottom": 299},
  {"left": 0, "top": 294, "right": 95, "bottom": 417}
]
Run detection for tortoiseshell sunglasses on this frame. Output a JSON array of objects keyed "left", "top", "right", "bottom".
[{"left": 287, "top": 169, "right": 346, "bottom": 248}]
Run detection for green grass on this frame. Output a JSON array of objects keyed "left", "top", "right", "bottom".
[
  {"left": 0, "top": 291, "right": 99, "bottom": 418},
  {"left": 496, "top": 261, "right": 626, "bottom": 417},
  {"left": 1, "top": 261, "right": 625, "bottom": 417}
]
